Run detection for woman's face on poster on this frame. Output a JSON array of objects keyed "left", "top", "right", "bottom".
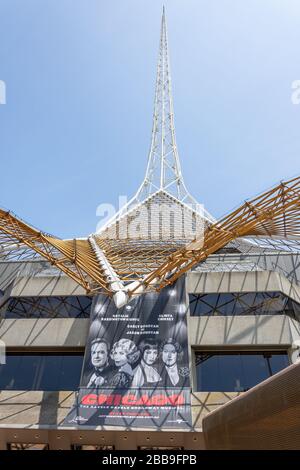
[
  {"left": 162, "top": 344, "right": 177, "bottom": 367},
  {"left": 143, "top": 347, "right": 158, "bottom": 365},
  {"left": 111, "top": 346, "right": 128, "bottom": 367}
]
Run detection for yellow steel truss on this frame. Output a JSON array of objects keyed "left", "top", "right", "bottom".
[
  {"left": 0, "top": 176, "right": 299, "bottom": 298},
  {"left": 135, "top": 176, "right": 300, "bottom": 295}
]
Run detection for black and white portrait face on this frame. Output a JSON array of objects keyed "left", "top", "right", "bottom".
[
  {"left": 111, "top": 346, "right": 128, "bottom": 367},
  {"left": 143, "top": 347, "right": 158, "bottom": 366},
  {"left": 162, "top": 344, "right": 177, "bottom": 367},
  {"left": 91, "top": 342, "right": 109, "bottom": 369}
]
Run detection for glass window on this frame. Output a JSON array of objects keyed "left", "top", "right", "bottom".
[
  {"left": 195, "top": 351, "right": 289, "bottom": 392},
  {"left": 71, "top": 445, "right": 115, "bottom": 450},
  {"left": 0, "top": 353, "right": 84, "bottom": 391},
  {"left": 3, "top": 296, "right": 92, "bottom": 319},
  {"left": 0, "top": 356, "right": 20, "bottom": 390},
  {"left": 7, "top": 443, "right": 49, "bottom": 450},
  {"left": 241, "top": 354, "right": 269, "bottom": 390},
  {"left": 138, "top": 446, "right": 184, "bottom": 450},
  {"left": 189, "top": 292, "right": 298, "bottom": 318},
  {"left": 38, "top": 355, "right": 62, "bottom": 391},
  {"left": 14, "top": 355, "right": 41, "bottom": 390},
  {"left": 268, "top": 353, "right": 290, "bottom": 375}
]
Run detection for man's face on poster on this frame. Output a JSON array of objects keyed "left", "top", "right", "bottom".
[
  {"left": 143, "top": 347, "right": 158, "bottom": 366},
  {"left": 91, "top": 342, "right": 108, "bottom": 369},
  {"left": 162, "top": 344, "right": 177, "bottom": 367}
]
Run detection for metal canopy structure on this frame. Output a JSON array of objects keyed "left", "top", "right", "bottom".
[{"left": 1, "top": 10, "right": 300, "bottom": 306}]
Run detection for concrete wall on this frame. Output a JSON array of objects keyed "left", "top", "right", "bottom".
[
  {"left": 188, "top": 315, "right": 298, "bottom": 346},
  {"left": 11, "top": 275, "right": 86, "bottom": 297},
  {"left": 188, "top": 270, "right": 300, "bottom": 304},
  {"left": 0, "top": 319, "right": 89, "bottom": 348},
  {"left": 191, "top": 392, "right": 241, "bottom": 430}
]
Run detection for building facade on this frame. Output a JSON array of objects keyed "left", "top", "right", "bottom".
[
  {"left": 0, "top": 10, "right": 299, "bottom": 450},
  {"left": 0, "top": 246, "right": 299, "bottom": 449}
]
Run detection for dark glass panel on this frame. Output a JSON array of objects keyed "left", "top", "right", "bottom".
[
  {"left": 217, "top": 354, "right": 244, "bottom": 392},
  {"left": 241, "top": 354, "right": 269, "bottom": 390},
  {"left": 0, "top": 353, "right": 83, "bottom": 391},
  {"left": 71, "top": 445, "right": 115, "bottom": 451},
  {"left": 196, "top": 354, "right": 220, "bottom": 392},
  {"left": 0, "top": 356, "right": 20, "bottom": 390},
  {"left": 217, "top": 296, "right": 236, "bottom": 315},
  {"left": 14, "top": 355, "right": 40, "bottom": 390},
  {"left": 189, "top": 292, "right": 298, "bottom": 318},
  {"left": 7, "top": 443, "right": 49, "bottom": 450},
  {"left": 4, "top": 296, "right": 92, "bottom": 319},
  {"left": 138, "top": 446, "right": 184, "bottom": 450},
  {"left": 38, "top": 355, "right": 62, "bottom": 391},
  {"left": 195, "top": 351, "right": 289, "bottom": 392},
  {"left": 268, "top": 353, "right": 290, "bottom": 375},
  {"left": 59, "top": 355, "right": 84, "bottom": 391}
]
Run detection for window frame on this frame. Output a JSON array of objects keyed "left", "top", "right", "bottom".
[
  {"left": 191, "top": 347, "right": 290, "bottom": 393},
  {"left": 188, "top": 291, "right": 299, "bottom": 318},
  {"left": 0, "top": 348, "right": 85, "bottom": 392},
  {"left": 1, "top": 295, "right": 92, "bottom": 319}
]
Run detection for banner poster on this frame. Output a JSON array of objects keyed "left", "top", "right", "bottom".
[{"left": 64, "top": 277, "right": 192, "bottom": 430}]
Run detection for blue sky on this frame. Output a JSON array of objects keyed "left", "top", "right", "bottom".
[{"left": 0, "top": 0, "right": 299, "bottom": 238}]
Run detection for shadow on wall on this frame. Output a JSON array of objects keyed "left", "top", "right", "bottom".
[
  {"left": 0, "top": 390, "right": 75, "bottom": 427},
  {"left": 191, "top": 391, "right": 241, "bottom": 430}
]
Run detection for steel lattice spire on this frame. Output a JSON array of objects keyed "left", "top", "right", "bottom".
[
  {"left": 137, "top": 7, "right": 187, "bottom": 200},
  {"left": 135, "top": 7, "right": 210, "bottom": 215},
  {"left": 98, "top": 7, "right": 214, "bottom": 233}
]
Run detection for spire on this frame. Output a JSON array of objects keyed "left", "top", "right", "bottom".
[
  {"left": 97, "top": 8, "right": 214, "bottom": 235},
  {"left": 135, "top": 7, "right": 200, "bottom": 207}
]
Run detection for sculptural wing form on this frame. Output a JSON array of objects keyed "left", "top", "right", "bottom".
[
  {"left": 0, "top": 209, "right": 111, "bottom": 294},
  {"left": 1, "top": 175, "right": 299, "bottom": 306},
  {"left": 135, "top": 175, "right": 300, "bottom": 296}
]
